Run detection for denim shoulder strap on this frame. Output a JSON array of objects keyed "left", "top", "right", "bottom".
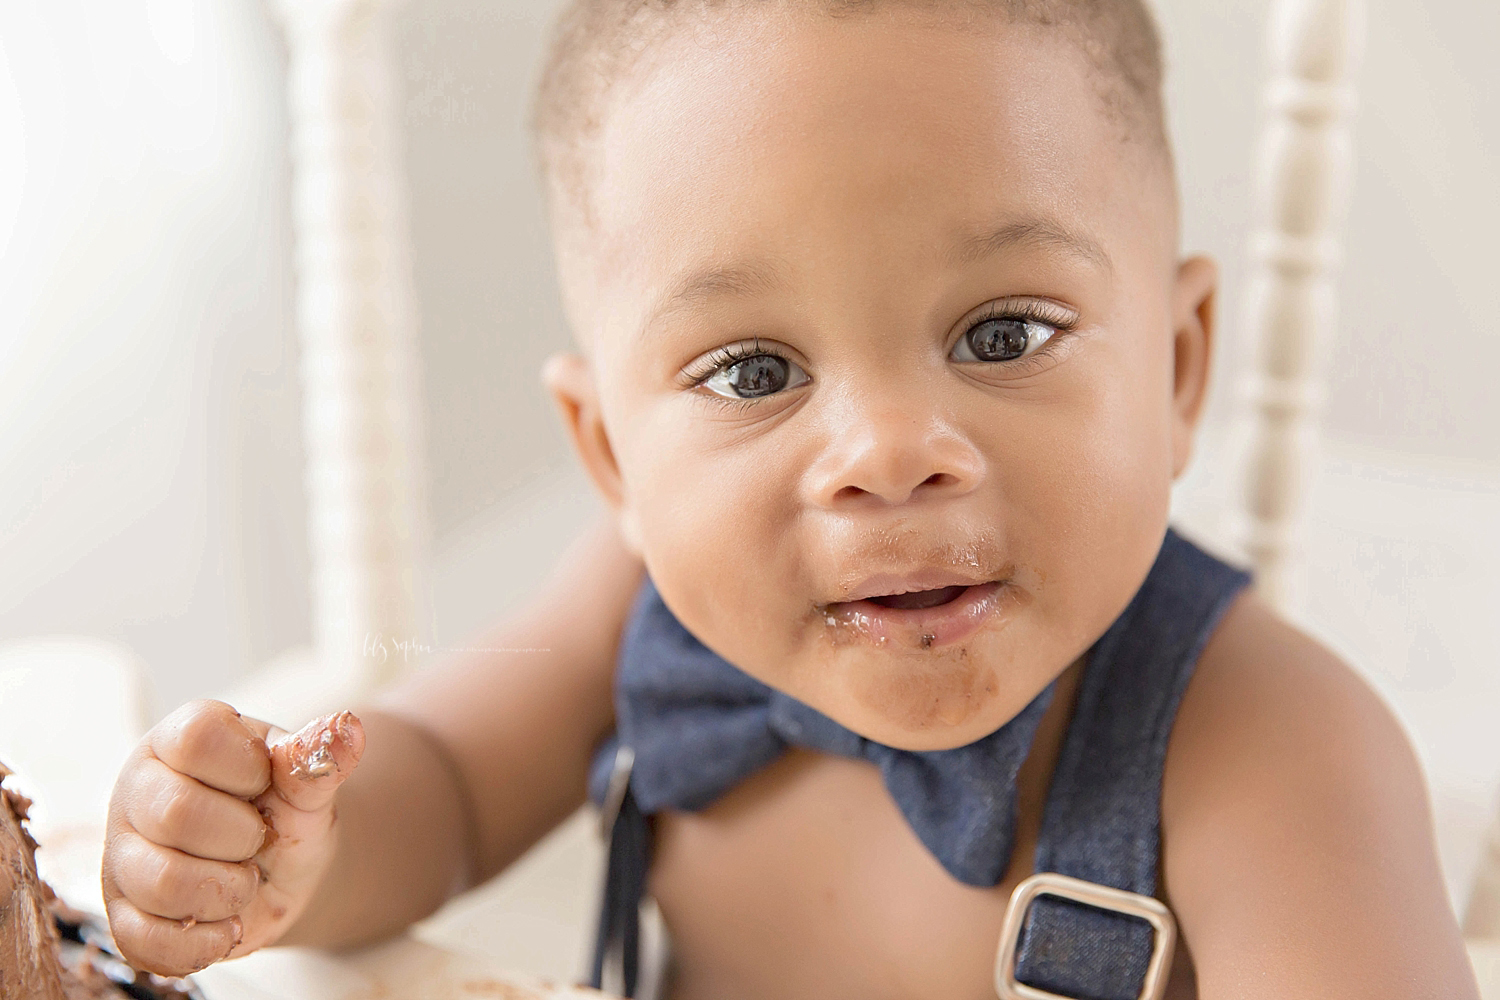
[{"left": 1011, "top": 529, "right": 1250, "bottom": 1000}]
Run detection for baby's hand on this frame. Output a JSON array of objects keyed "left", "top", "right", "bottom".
[{"left": 101, "top": 700, "right": 365, "bottom": 977}]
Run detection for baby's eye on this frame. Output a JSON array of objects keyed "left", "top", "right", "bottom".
[
  {"left": 949, "top": 316, "right": 1056, "bottom": 363},
  {"left": 701, "top": 354, "right": 810, "bottom": 399}
]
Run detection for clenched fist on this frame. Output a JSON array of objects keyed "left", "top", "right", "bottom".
[{"left": 102, "top": 700, "right": 364, "bottom": 977}]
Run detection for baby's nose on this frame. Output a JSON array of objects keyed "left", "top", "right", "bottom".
[{"left": 803, "top": 400, "right": 984, "bottom": 509}]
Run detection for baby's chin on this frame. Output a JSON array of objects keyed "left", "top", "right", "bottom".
[{"left": 784, "top": 632, "right": 1056, "bottom": 752}]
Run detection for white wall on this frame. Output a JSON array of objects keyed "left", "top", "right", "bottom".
[
  {"left": 0, "top": 0, "right": 307, "bottom": 711},
  {"left": 397, "top": 0, "right": 577, "bottom": 539}
]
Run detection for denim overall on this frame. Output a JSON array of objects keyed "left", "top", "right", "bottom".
[{"left": 587, "top": 529, "right": 1250, "bottom": 1000}]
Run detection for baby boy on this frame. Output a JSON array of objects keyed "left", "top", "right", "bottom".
[{"left": 100, "top": 2, "right": 1477, "bottom": 998}]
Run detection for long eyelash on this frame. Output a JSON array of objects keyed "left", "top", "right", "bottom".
[
  {"left": 970, "top": 296, "right": 1079, "bottom": 331},
  {"left": 681, "top": 298, "right": 1074, "bottom": 391},
  {"left": 680, "top": 338, "right": 781, "bottom": 387}
]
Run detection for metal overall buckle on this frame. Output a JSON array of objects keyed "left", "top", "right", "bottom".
[{"left": 993, "top": 872, "right": 1178, "bottom": 1000}]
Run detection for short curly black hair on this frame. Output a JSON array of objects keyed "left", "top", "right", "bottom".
[{"left": 531, "top": 0, "right": 1170, "bottom": 227}]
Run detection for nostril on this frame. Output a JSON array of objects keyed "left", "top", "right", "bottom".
[{"left": 830, "top": 473, "right": 954, "bottom": 506}]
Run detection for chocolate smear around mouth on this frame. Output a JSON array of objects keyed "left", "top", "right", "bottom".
[{"left": 865, "top": 585, "right": 969, "bottom": 611}]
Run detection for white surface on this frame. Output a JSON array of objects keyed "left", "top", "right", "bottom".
[{"left": 192, "top": 934, "right": 608, "bottom": 1000}]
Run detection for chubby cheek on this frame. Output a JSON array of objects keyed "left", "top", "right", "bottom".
[
  {"left": 1002, "top": 345, "right": 1177, "bottom": 657},
  {"left": 616, "top": 405, "right": 811, "bottom": 665}
]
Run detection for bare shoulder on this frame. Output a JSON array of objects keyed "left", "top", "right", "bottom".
[{"left": 1161, "top": 589, "right": 1479, "bottom": 999}]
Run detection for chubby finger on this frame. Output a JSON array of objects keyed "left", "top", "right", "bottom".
[
  {"left": 250, "top": 789, "right": 339, "bottom": 908},
  {"left": 105, "top": 895, "right": 242, "bottom": 978},
  {"left": 149, "top": 700, "right": 272, "bottom": 798},
  {"left": 266, "top": 711, "right": 365, "bottom": 813},
  {"left": 104, "top": 829, "right": 260, "bottom": 923},
  {"left": 121, "top": 756, "right": 266, "bottom": 862}
]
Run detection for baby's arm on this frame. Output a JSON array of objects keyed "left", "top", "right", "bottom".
[
  {"left": 102, "top": 517, "right": 642, "bottom": 970},
  {"left": 1162, "top": 593, "right": 1480, "bottom": 999},
  {"left": 278, "top": 517, "right": 643, "bottom": 949}
]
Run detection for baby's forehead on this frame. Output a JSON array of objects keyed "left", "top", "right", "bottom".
[
  {"left": 548, "top": 8, "right": 1178, "bottom": 340},
  {"left": 534, "top": 1, "right": 1170, "bottom": 233}
]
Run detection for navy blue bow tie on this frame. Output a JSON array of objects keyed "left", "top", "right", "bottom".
[{"left": 591, "top": 581, "right": 1056, "bottom": 887}]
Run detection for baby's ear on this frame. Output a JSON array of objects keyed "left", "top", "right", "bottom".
[
  {"left": 542, "top": 353, "right": 634, "bottom": 540},
  {"left": 1170, "top": 255, "right": 1218, "bottom": 478}
]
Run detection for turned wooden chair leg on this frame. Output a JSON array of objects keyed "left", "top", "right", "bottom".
[
  {"left": 269, "top": 0, "right": 432, "bottom": 698},
  {"left": 1237, "top": 0, "right": 1363, "bottom": 613}
]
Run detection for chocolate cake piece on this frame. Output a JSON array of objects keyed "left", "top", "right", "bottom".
[
  {"left": 0, "top": 761, "right": 70, "bottom": 1000},
  {"left": 0, "top": 762, "right": 197, "bottom": 1000}
]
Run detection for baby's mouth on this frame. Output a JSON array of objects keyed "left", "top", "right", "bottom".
[
  {"left": 864, "top": 585, "right": 970, "bottom": 611},
  {"left": 820, "top": 581, "right": 1011, "bottom": 650}
]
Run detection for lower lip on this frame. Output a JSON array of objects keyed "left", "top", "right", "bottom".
[{"left": 821, "top": 582, "right": 1010, "bottom": 650}]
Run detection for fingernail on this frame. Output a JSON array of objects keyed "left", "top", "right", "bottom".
[{"left": 230, "top": 914, "right": 244, "bottom": 948}]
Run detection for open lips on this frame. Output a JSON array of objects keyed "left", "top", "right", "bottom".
[
  {"left": 864, "top": 585, "right": 972, "bottom": 610},
  {"left": 822, "top": 581, "right": 1010, "bottom": 649}
]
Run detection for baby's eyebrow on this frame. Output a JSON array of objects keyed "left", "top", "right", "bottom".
[
  {"left": 647, "top": 258, "right": 790, "bottom": 329},
  {"left": 948, "top": 218, "right": 1113, "bottom": 274}
]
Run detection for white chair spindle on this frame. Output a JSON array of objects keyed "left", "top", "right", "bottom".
[
  {"left": 269, "top": 0, "right": 429, "bottom": 691},
  {"left": 1239, "top": 0, "right": 1364, "bottom": 610}
]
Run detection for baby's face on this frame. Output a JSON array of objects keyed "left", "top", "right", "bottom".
[{"left": 551, "top": 9, "right": 1213, "bottom": 751}]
